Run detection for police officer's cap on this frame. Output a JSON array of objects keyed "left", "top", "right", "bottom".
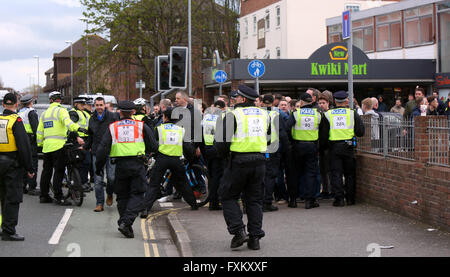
[
  {"left": 262, "top": 95, "right": 274, "bottom": 104},
  {"left": 118, "top": 101, "right": 135, "bottom": 112},
  {"left": 73, "top": 97, "right": 87, "bottom": 104},
  {"left": 20, "top": 94, "right": 34, "bottom": 104},
  {"left": 237, "top": 85, "right": 258, "bottom": 101},
  {"left": 229, "top": 90, "right": 238, "bottom": 99},
  {"left": 3, "top": 93, "right": 17, "bottom": 105},
  {"left": 299, "top": 93, "right": 313, "bottom": 103},
  {"left": 334, "top": 91, "right": 349, "bottom": 102}
]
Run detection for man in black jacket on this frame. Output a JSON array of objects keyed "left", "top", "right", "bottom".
[{"left": 85, "top": 97, "right": 120, "bottom": 212}]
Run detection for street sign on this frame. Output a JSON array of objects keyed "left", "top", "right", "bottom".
[
  {"left": 136, "top": 81, "right": 146, "bottom": 89},
  {"left": 248, "top": 60, "right": 265, "bottom": 78},
  {"left": 214, "top": 70, "right": 227, "bottom": 84},
  {"left": 342, "top": 10, "right": 351, "bottom": 40}
]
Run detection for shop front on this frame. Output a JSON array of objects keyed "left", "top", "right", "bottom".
[{"left": 203, "top": 42, "right": 436, "bottom": 108}]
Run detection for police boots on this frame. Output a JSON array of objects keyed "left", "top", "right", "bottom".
[
  {"left": 230, "top": 229, "right": 249, "bottom": 249},
  {"left": 305, "top": 199, "right": 320, "bottom": 209},
  {"left": 247, "top": 236, "right": 260, "bottom": 250}
]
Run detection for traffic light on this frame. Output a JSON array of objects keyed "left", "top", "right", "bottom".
[
  {"left": 169, "top": 46, "right": 188, "bottom": 89},
  {"left": 156, "top": 55, "right": 170, "bottom": 91}
]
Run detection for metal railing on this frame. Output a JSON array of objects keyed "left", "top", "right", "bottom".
[
  {"left": 357, "top": 114, "right": 415, "bottom": 161},
  {"left": 428, "top": 118, "right": 450, "bottom": 168}
]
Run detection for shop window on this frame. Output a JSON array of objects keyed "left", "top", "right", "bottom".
[
  {"left": 353, "top": 18, "right": 374, "bottom": 52},
  {"left": 328, "top": 24, "right": 343, "bottom": 43},
  {"left": 377, "top": 12, "right": 402, "bottom": 50},
  {"left": 438, "top": 10, "right": 450, "bottom": 72},
  {"left": 405, "top": 5, "right": 434, "bottom": 47}
]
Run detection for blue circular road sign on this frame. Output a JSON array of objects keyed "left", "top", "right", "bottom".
[
  {"left": 214, "top": 70, "right": 228, "bottom": 84},
  {"left": 248, "top": 60, "right": 265, "bottom": 78}
]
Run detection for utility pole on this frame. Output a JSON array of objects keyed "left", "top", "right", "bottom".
[
  {"left": 188, "top": 0, "right": 192, "bottom": 97},
  {"left": 33, "top": 56, "right": 39, "bottom": 98}
]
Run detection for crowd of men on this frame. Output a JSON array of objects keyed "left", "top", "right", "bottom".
[{"left": 8, "top": 84, "right": 420, "bottom": 250}]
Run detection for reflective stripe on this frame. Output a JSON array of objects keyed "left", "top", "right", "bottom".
[{"left": 44, "top": 136, "right": 67, "bottom": 140}]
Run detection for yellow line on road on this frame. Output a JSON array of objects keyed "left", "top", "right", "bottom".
[{"left": 141, "top": 219, "right": 151, "bottom": 258}]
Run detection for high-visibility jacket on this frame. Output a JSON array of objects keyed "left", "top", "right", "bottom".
[
  {"left": 18, "top": 107, "right": 35, "bottom": 134},
  {"left": 37, "top": 103, "right": 80, "bottom": 153},
  {"left": 292, "top": 108, "right": 321, "bottom": 141},
  {"left": 109, "top": 119, "right": 145, "bottom": 157},
  {"left": 202, "top": 112, "right": 224, "bottom": 146},
  {"left": 133, "top": 114, "right": 146, "bottom": 121},
  {"left": 0, "top": 114, "right": 19, "bottom": 152},
  {"left": 157, "top": 123, "right": 184, "bottom": 157},
  {"left": 230, "top": 107, "right": 269, "bottom": 153},
  {"left": 324, "top": 108, "right": 355, "bottom": 141},
  {"left": 70, "top": 108, "right": 89, "bottom": 137}
]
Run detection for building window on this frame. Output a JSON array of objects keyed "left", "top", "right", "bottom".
[
  {"left": 328, "top": 24, "right": 343, "bottom": 43},
  {"left": 253, "top": 15, "right": 257, "bottom": 34},
  {"left": 353, "top": 17, "right": 374, "bottom": 52},
  {"left": 345, "top": 4, "right": 360, "bottom": 12},
  {"left": 276, "top": 6, "right": 281, "bottom": 27},
  {"left": 276, "top": 47, "right": 281, "bottom": 59},
  {"left": 265, "top": 49, "right": 270, "bottom": 59},
  {"left": 376, "top": 11, "right": 402, "bottom": 50},
  {"left": 404, "top": 5, "right": 434, "bottom": 47},
  {"left": 438, "top": 8, "right": 450, "bottom": 72},
  {"left": 244, "top": 18, "right": 248, "bottom": 36},
  {"left": 266, "top": 10, "right": 270, "bottom": 30}
]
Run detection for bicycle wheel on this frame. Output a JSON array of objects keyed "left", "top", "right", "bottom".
[
  {"left": 189, "top": 164, "right": 210, "bottom": 207},
  {"left": 67, "top": 168, "right": 84, "bottom": 207}
]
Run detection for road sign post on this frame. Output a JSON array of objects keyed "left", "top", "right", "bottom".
[
  {"left": 214, "top": 70, "right": 227, "bottom": 95},
  {"left": 248, "top": 60, "right": 265, "bottom": 95},
  {"left": 343, "top": 10, "right": 354, "bottom": 109}
]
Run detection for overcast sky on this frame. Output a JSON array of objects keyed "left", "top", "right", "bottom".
[{"left": 0, "top": 0, "right": 87, "bottom": 91}]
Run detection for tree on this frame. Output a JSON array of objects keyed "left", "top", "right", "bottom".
[
  {"left": 0, "top": 76, "right": 4, "bottom": 89},
  {"left": 80, "top": 0, "right": 239, "bottom": 98}
]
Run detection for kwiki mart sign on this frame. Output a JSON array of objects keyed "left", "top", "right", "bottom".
[{"left": 310, "top": 45, "right": 368, "bottom": 77}]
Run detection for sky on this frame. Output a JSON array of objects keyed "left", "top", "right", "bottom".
[{"left": 0, "top": 0, "right": 87, "bottom": 92}]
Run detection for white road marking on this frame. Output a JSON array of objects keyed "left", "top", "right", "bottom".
[
  {"left": 159, "top": 203, "right": 174, "bottom": 208},
  {"left": 48, "top": 209, "right": 73, "bottom": 245}
]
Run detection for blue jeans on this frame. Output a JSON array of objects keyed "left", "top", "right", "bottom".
[{"left": 92, "top": 155, "right": 115, "bottom": 206}]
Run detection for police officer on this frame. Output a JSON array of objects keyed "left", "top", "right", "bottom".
[
  {"left": 37, "top": 91, "right": 88, "bottom": 206},
  {"left": 0, "top": 93, "right": 34, "bottom": 241},
  {"left": 18, "top": 95, "right": 39, "bottom": 196},
  {"left": 215, "top": 85, "right": 270, "bottom": 251},
  {"left": 320, "top": 91, "right": 365, "bottom": 207},
  {"left": 69, "top": 97, "right": 91, "bottom": 191},
  {"left": 287, "top": 93, "right": 323, "bottom": 209},
  {"left": 200, "top": 100, "right": 227, "bottom": 211},
  {"left": 95, "top": 101, "right": 158, "bottom": 238},
  {"left": 140, "top": 107, "right": 198, "bottom": 218},
  {"left": 132, "top": 98, "right": 153, "bottom": 127}
]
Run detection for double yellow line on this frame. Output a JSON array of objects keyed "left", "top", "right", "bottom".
[{"left": 141, "top": 207, "right": 185, "bottom": 257}]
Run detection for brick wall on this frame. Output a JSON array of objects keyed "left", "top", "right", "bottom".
[
  {"left": 241, "top": 0, "right": 281, "bottom": 17},
  {"left": 356, "top": 116, "right": 450, "bottom": 231}
]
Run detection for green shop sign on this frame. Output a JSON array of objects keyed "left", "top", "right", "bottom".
[{"left": 310, "top": 45, "right": 367, "bottom": 76}]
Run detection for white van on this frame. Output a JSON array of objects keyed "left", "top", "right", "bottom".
[{"left": 79, "top": 94, "right": 118, "bottom": 106}]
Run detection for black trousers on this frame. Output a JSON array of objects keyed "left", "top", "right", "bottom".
[
  {"left": 78, "top": 149, "right": 91, "bottom": 185},
  {"left": 219, "top": 155, "right": 265, "bottom": 238},
  {"left": 114, "top": 158, "right": 147, "bottom": 227},
  {"left": 319, "top": 149, "right": 331, "bottom": 194},
  {"left": 263, "top": 153, "right": 280, "bottom": 205},
  {"left": 40, "top": 148, "right": 66, "bottom": 200},
  {"left": 143, "top": 154, "right": 197, "bottom": 211},
  {"left": 329, "top": 142, "right": 356, "bottom": 201},
  {"left": 0, "top": 156, "right": 24, "bottom": 235},
  {"left": 23, "top": 135, "right": 38, "bottom": 190},
  {"left": 205, "top": 155, "right": 225, "bottom": 205},
  {"left": 288, "top": 142, "right": 319, "bottom": 201}
]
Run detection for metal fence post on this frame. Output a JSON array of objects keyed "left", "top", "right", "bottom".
[{"left": 383, "top": 118, "right": 388, "bottom": 158}]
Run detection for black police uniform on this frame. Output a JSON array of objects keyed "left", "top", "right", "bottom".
[
  {"left": 19, "top": 96, "right": 39, "bottom": 195},
  {"left": 0, "top": 94, "right": 34, "bottom": 240},
  {"left": 140, "top": 117, "right": 197, "bottom": 216},
  {"left": 286, "top": 94, "right": 325, "bottom": 209},
  {"left": 319, "top": 91, "right": 365, "bottom": 206},
  {"left": 95, "top": 101, "right": 158, "bottom": 238},
  {"left": 215, "top": 85, "right": 270, "bottom": 250}
]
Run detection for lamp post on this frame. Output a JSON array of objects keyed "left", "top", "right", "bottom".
[
  {"left": 80, "top": 18, "right": 89, "bottom": 94},
  {"left": 33, "top": 55, "right": 39, "bottom": 97},
  {"left": 188, "top": 0, "right": 192, "bottom": 97},
  {"left": 65, "top": 40, "right": 73, "bottom": 106}
]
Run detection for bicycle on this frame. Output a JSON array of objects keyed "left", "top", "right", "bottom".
[
  {"left": 51, "top": 134, "right": 84, "bottom": 206},
  {"left": 144, "top": 155, "right": 210, "bottom": 207}
]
